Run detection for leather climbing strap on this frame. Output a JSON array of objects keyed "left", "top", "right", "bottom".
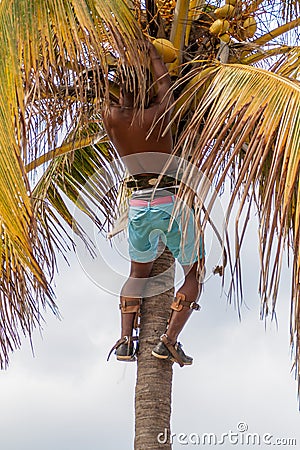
[
  {"left": 119, "top": 296, "right": 142, "bottom": 329},
  {"left": 107, "top": 297, "right": 142, "bottom": 361},
  {"left": 119, "top": 297, "right": 141, "bottom": 313},
  {"left": 107, "top": 335, "right": 139, "bottom": 361},
  {"left": 171, "top": 292, "right": 201, "bottom": 312},
  {"left": 160, "top": 334, "right": 184, "bottom": 367}
]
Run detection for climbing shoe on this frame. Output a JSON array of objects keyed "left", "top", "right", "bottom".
[
  {"left": 107, "top": 336, "right": 138, "bottom": 362},
  {"left": 152, "top": 336, "right": 193, "bottom": 366}
]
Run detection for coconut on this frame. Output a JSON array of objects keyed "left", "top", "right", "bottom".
[
  {"left": 210, "top": 19, "right": 223, "bottom": 35},
  {"left": 152, "top": 38, "right": 178, "bottom": 63},
  {"left": 210, "top": 18, "right": 230, "bottom": 35},
  {"left": 215, "top": 5, "right": 235, "bottom": 19},
  {"left": 243, "top": 17, "right": 257, "bottom": 38},
  {"left": 219, "top": 33, "right": 231, "bottom": 43},
  {"left": 222, "top": 20, "right": 230, "bottom": 33}
]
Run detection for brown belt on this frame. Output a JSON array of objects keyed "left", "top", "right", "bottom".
[{"left": 125, "top": 174, "right": 177, "bottom": 190}]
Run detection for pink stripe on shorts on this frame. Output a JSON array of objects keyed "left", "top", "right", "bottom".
[{"left": 129, "top": 195, "right": 175, "bottom": 207}]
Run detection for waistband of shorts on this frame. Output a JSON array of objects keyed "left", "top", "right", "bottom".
[{"left": 129, "top": 195, "right": 175, "bottom": 207}]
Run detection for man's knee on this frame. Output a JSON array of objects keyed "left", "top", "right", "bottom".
[
  {"left": 129, "top": 261, "right": 153, "bottom": 278},
  {"left": 183, "top": 261, "right": 205, "bottom": 281}
]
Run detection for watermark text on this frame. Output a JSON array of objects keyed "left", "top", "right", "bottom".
[{"left": 157, "top": 422, "right": 297, "bottom": 446}]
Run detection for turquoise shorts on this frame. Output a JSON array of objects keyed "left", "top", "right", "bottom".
[{"left": 128, "top": 198, "right": 203, "bottom": 265}]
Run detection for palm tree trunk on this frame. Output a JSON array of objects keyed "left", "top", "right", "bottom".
[{"left": 134, "top": 245, "right": 175, "bottom": 449}]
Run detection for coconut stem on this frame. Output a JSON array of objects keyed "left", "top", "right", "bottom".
[{"left": 168, "top": 0, "right": 190, "bottom": 75}]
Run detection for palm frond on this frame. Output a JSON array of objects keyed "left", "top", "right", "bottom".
[
  {"left": 237, "top": 45, "right": 292, "bottom": 67},
  {"left": 1, "top": 0, "right": 151, "bottom": 164},
  {"left": 279, "top": 0, "right": 300, "bottom": 20},
  {"left": 169, "top": 0, "right": 190, "bottom": 72},
  {"left": 31, "top": 121, "right": 122, "bottom": 257},
  {"left": 0, "top": 0, "right": 146, "bottom": 365},
  {"left": 0, "top": 9, "right": 57, "bottom": 367},
  {"left": 248, "top": 0, "right": 300, "bottom": 23},
  {"left": 269, "top": 46, "right": 300, "bottom": 79},
  {"left": 172, "top": 62, "right": 300, "bottom": 388},
  {"left": 26, "top": 131, "right": 109, "bottom": 173},
  {"left": 252, "top": 17, "right": 300, "bottom": 47}
]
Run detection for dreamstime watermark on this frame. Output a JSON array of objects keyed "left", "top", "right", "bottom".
[
  {"left": 72, "top": 152, "right": 226, "bottom": 296},
  {"left": 157, "top": 422, "right": 297, "bottom": 446}
]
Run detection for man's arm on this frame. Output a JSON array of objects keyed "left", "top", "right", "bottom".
[{"left": 148, "top": 43, "right": 172, "bottom": 104}]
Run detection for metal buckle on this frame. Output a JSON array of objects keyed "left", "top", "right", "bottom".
[
  {"left": 148, "top": 177, "right": 158, "bottom": 186},
  {"left": 190, "top": 302, "right": 200, "bottom": 311},
  {"left": 172, "top": 296, "right": 182, "bottom": 311}
]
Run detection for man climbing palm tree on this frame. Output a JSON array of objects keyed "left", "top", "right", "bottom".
[{"left": 104, "top": 42, "right": 204, "bottom": 367}]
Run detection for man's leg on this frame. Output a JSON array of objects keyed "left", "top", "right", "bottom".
[
  {"left": 120, "top": 260, "right": 154, "bottom": 337},
  {"left": 165, "top": 262, "right": 200, "bottom": 344},
  {"left": 152, "top": 262, "right": 201, "bottom": 366},
  {"left": 108, "top": 260, "right": 153, "bottom": 361}
]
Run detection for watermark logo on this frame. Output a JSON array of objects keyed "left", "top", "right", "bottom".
[{"left": 157, "top": 422, "right": 297, "bottom": 446}]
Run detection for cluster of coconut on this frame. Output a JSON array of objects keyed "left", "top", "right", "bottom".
[
  {"left": 152, "top": 38, "right": 178, "bottom": 63},
  {"left": 209, "top": 0, "right": 257, "bottom": 43}
]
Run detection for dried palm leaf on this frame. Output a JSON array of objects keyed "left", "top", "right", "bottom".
[
  {"left": 270, "top": 46, "right": 300, "bottom": 79},
  {"left": 0, "top": 0, "right": 149, "bottom": 365},
  {"left": 171, "top": 62, "right": 300, "bottom": 391}
]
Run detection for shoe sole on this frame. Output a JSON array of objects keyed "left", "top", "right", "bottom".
[
  {"left": 152, "top": 350, "right": 193, "bottom": 365},
  {"left": 170, "top": 357, "right": 193, "bottom": 365},
  {"left": 151, "top": 350, "right": 170, "bottom": 360},
  {"left": 116, "top": 355, "right": 136, "bottom": 362}
]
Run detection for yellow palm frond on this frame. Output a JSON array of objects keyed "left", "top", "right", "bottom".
[
  {"left": 172, "top": 62, "right": 299, "bottom": 387},
  {"left": 2, "top": 0, "right": 150, "bottom": 163},
  {"left": 270, "top": 46, "right": 300, "bottom": 79},
  {"left": 0, "top": 11, "right": 56, "bottom": 367},
  {"left": 237, "top": 45, "right": 292, "bottom": 67},
  {"left": 248, "top": 0, "right": 300, "bottom": 22},
  {"left": 252, "top": 17, "right": 300, "bottom": 47},
  {"left": 25, "top": 132, "right": 109, "bottom": 173},
  {"left": 168, "top": 0, "right": 190, "bottom": 72},
  {"left": 279, "top": 0, "right": 300, "bottom": 21},
  {"left": 0, "top": 0, "right": 148, "bottom": 366}
]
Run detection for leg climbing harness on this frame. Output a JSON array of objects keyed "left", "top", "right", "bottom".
[
  {"left": 107, "top": 296, "right": 141, "bottom": 361},
  {"left": 152, "top": 292, "right": 200, "bottom": 367},
  {"left": 119, "top": 296, "right": 142, "bottom": 330},
  {"left": 107, "top": 293, "right": 200, "bottom": 365},
  {"left": 170, "top": 292, "right": 200, "bottom": 313}
]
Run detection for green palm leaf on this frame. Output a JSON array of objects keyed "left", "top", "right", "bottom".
[{"left": 31, "top": 127, "right": 121, "bottom": 254}]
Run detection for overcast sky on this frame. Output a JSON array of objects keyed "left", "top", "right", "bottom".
[{"left": 0, "top": 203, "right": 299, "bottom": 450}]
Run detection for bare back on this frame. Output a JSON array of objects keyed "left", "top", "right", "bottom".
[{"left": 102, "top": 43, "right": 176, "bottom": 175}]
